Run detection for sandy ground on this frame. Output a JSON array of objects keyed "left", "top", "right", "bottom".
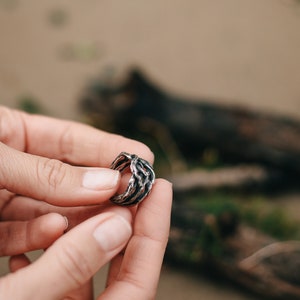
[
  {"left": 1, "top": 0, "right": 300, "bottom": 298},
  {"left": 1, "top": 0, "right": 300, "bottom": 120}
]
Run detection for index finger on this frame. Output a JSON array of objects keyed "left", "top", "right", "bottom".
[{"left": 0, "top": 106, "right": 153, "bottom": 167}]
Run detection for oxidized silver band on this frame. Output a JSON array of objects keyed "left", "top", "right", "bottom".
[{"left": 110, "top": 152, "right": 155, "bottom": 206}]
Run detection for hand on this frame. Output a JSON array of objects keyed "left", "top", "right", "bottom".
[
  {"left": 0, "top": 179, "right": 172, "bottom": 300},
  {"left": 0, "top": 106, "right": 153, "bottom": 256}
]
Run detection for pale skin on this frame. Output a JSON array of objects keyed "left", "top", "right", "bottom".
[{"left": 0, "top": 106, "right": 172, "bottom": 299}]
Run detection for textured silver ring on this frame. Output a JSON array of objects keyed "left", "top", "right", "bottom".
[{"left": 110, "top": 152, "right": 155, "bottom": 206}]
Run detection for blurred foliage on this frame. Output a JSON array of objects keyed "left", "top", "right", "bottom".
[
  {"left": 58, "top": 42, "right": 102, "bottom": 62},
  {"left": 200, "top": 196, "right": 237, "bottom": 255},
  {"left": 173, "top": 193, "right": 239, "bottom": 257},
  {"left": 190, "top": 192, "right": 300, "bottom": 242},
  {"left": 48, "top": 7, "right": 68, "bottom": 27},
  {"left": 191, "top": 193, "right": 239, "bottom": 216},
  {"left": 200, "top": 148, "right": 221, "bottom": 169},
  {"left": 242, "top": 199, "right": 300, "bottom": 240},
  {"left": 17, "top": 95, "right": 44, "bottom": 114}
]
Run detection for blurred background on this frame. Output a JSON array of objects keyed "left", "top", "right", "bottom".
[{"left": 1, "top": 0, "right": 300, "bottom": 299}]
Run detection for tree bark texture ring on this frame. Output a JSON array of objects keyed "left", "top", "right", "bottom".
[{"left": 110, "top": 152, "right": 155, "bottom": 206}]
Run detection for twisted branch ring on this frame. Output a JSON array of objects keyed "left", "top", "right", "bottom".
[{"left": 110, "top": 152, "right": 155, "bottom": 206}]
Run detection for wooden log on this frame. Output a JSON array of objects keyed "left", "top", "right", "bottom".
[
  {"left": 80, "top": 69, "right": 300, "bottom": 175},
  {"left": 170, "top": 165, "right": 275, "bottom": 192}
]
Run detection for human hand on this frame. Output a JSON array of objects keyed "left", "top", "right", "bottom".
[
  {"left": 0, "top": 179, "right": 172, "bottom": 300},
  {"left": 0, "top": 106, "right": 153, "bottom": 256}
]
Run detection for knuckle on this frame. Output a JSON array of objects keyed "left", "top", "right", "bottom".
[
  {"left": 56, "top": 241, "right": 94, "bottom": 287},
  {"left": 36, "top": 158, "right": 67, "bottom": 190}
]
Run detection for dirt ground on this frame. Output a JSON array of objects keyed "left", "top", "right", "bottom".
[{"left": 1, "top": 0, "right": 300, "bottom": 299}]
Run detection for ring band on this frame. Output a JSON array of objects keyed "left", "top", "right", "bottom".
[{"left": 110, "top": 152, "right": 155, "bottom": 206}]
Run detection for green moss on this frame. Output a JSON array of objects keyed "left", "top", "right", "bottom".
[
  {"left": 190, "top": 192, "right": 300, "bottom": 242},
  {"left": 242, "top": 203, "right": 300, "bottom": 240},
  {"left": 183, "top": 194, "right": 240, "bottom": 256},
  {"left": 191, "top": 193, "right": 239, "bottom": 216}
]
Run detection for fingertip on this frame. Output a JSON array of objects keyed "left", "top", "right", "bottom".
[
  {"left": 153, "top": 178, "right": 173, "bottom": 206},
  {"left": 155, "top": 178, "right": 173, "bottom": 189},
  {"left": 9, "top": 254, "right": 31, "bottom": 272},
  {"left": 30, "top": 213, "right": 68, "bottom": 248},
  {"left": 41, "top": 213, "right": 69, "bottom": 234}
]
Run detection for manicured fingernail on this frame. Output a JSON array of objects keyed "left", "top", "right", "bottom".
[
  {"left": 93, "top": 215, "right": 132, "bottom": 251},
  {"left": 82, "top": 168, "right": 120, "bottom": 190}
]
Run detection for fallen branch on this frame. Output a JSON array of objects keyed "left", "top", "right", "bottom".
[{"left": 170, "top": 165, "right": 270, "bottom": 191}]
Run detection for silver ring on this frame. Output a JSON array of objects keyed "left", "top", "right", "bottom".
[{"left": 110, "top": 152, "right": 155, "bottom": 206}]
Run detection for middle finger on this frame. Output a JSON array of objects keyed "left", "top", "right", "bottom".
[
  {"left": 0, "top": 213, "right": 67, "bottom": 256},
  {"left": 1, "top": 196, "right": 109, "bottom": 229}
]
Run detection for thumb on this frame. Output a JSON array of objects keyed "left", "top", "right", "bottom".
[
  {"left": 0, "top": 208, "right": 132, "bottom": 300},
  {"left": 0, "top": 142, "right": 120, "bottom": 206}
]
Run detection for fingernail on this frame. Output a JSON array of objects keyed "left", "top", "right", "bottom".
[
  {"left": 93, "top": 215, "right": 132, "bottom": 251},
  {"left": 82, "top": 168, "right": 120, "bottom": 190},
  {"left": 63, "top": 216, "right": 69, "bottom": 230}
]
